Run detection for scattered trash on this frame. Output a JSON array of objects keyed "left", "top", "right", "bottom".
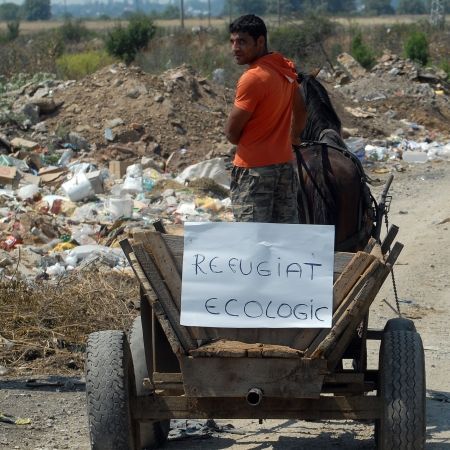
[
  {"left": 175, "top": 158, "right": 230, "bottom": 190},
  {"left": 0, "top": 59, "right": 446, "bottom": 286},
  {"left": 0, "top": 413, "right": 31, "bottom": 425},
  {"left": 427, "top": 391, "right": 450, "bottom": 403}
]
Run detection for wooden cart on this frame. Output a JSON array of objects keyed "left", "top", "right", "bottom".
[{"left": 85, "top": 222, "right": 426, "bottom": 450}]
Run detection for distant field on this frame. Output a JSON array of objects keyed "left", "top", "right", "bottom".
[{"left": 0, "top": 15, "right": 436, "bottom": 34}]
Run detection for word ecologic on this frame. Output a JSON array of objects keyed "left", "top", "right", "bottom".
[{"left": 181, "top": 222, "right": 335, "bottom": 329}]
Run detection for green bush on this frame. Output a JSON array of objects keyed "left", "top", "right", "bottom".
[
  {"left": 58, "top": 19, "right": 91, "bottom": 44},
  {"left": 404, "top": 31, "right": 429, "bottom": 66},
  {"left": 105, "top": 15, "right": 156, "bottom": 64},
  {"left": 22, "top": 0, "right": 51, "bottom": 20},
  {"left": 270, "top": 14, "right": 337, "bottom": 67},
  {"left": 56, "top": 50, "right": 116, "bottom": 79},
  {"left": 351, "top": 31, "right": 375, "bottom": 69},
  {"left": 0, "top": 20, "right": 20, "bottom": 43},
  {"left": 0, "top": 2, "right": 21, "bottom": 20},
  {"left": 440, "top": 60, "right": 450, "bottom": 82},
  {"left": 6, "top": 21, "right": 20, "bottom": 41}
]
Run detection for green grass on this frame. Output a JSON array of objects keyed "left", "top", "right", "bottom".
[{"left": 56, "top": 50, "right": 116, "bottom": 79}]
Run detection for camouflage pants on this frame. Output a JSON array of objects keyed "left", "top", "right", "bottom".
[{"left": 230, "top": 162, "right": 299, "bottom": 223}]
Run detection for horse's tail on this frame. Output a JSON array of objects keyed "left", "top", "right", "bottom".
[{"left": 300, "top": 144, "right": 338, "bottom": 226}]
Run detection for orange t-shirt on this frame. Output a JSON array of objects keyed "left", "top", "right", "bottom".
[{"left": 233, "top": 53, "right": 297, "bottom": 168}]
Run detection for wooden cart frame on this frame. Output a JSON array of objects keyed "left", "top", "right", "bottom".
[{"left": 85, "top": 220, "right": 426, "bottom": 450}]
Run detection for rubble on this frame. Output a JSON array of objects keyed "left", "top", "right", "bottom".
[{"left": 0, "top": 57, "right": 448, "bottom": 281}]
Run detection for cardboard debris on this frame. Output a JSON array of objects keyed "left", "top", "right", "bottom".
[
  {"left": 38, "top": 167, "right": 68, "bottom": 185},
  {"left": 109, "top": 160, "right": 132, "bottom": 179},
  {"left": 21, "top": 173, "right": 41, "bottom": 186},
  {"left": 10, "top": 137, "right": 39, "bottom": 150},
  {"left": 0, "top": 166, "right": 17, "bottom": 186}
]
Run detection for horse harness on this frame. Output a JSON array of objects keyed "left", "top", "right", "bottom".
[{"left": 294, "top": 132, "right": 376, "bottom": 251}]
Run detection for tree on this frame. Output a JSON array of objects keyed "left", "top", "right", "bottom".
[
  {"left": 233, "top": 0, "right": 267, "bottom": 16},
  {"left": 404, "top": 31, "right": 429, "bottom": 65},
  {"left": 0, "top": 3, "right": 21, "bottom": 20},
  {"left": 161, "top": 4, "right": 179, "bottom": 19},
  {"left": 351, "top": 31, "right": 375, "bottom": 68},
  {"left": 22, "top": 0, "right": 51, "bottom": 20},
  {"left": 270, "top": 13, "right": 336, "bottom": 61},
  {"left": 397, "top": 0, "right": 426, "bottom": 14},
  {"left": 6, "top": 21, "right": 20, "bottom": 41},
  {"left": 105, "top": 14, "right": 156, "bottom": 64},
  {"left": 363, "top": 0, "right": 394, "bottom": 14},
  {"left": 326, "top": 0, "right": 356, "bottom": 13}
]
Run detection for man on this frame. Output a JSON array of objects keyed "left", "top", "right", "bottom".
[{"left": 225, "top": 14, "right": 307, "bottom": 223}]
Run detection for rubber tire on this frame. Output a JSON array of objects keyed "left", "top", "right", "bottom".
[
  {"left": 129, "top": 316, "right": 170, "bottom": 449},
  {"left": 377, "top": 330, "right": 426, "bottom": 450},
  {"left": 384, "top": 317, "right": 416, "bottom": 333},
  {"left": 85, "top": 330, "right": 137, "bottom": 450}
]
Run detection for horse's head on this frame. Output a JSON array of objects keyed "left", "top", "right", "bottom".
[{"left": 298, "top": 70, "right": 342, "bottom": 143}]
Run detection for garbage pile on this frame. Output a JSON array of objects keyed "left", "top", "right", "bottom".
[
  {"left": 323, "top": 50, "right": 450, "bottom": 141},
  {"left": 0, "top": 58, "right": 448, "bottom": 281}
]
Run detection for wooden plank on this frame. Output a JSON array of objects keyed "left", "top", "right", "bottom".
[
  {"left": 381, "top": 224, "right": 399, "bottom": 254},
  {"left": 326, "top": 264, "right": 391, "bottom": 370},
  {"left": 151, "top": 371, "right": 365, "bottom": 393},
  {"left": 153, "top": 372, "right": 183, "bottom": 383},
  {"left": 333, "top": 252, "right": 355, "bottom": 275},
  {"left": 290, "top": 251, "right": 374, "bottom": 351},
  {"left": 152, "top": 219, "right": 167, "bottom": 233},
  {"left": 138, "top": 229, "right": 212, "bottom": 354},
  {"left": 134, "top": 231, "right": 182, "bottom": 310},
  {"left": 131, "top": 243, "right": 197, "bottom": 352},
  {"left": 306, "top": 259, "right": 383, "bottom": 357},
  {"left": 311, "top": 261, "right": 388, "bottom": 361},
  {"left": 385, "top": 241, "right": 404, "bottom": 266},
  {"left": 134, "top": 231, "right": 213, "bottom": 342},
  {"left": 363, "top": 237, "right": 377, "bottom": 253},
  {"left": 180, "top": 356, "right": 326, "bottom": 398},
  {"left": 323, "top": 373, "right": 364, "bottom": 384},
  {"left": 369, "top": 242, "right": 384, "bottom": 260},
  {"left": 188, "top": 340, "right": 303, "bottom": 358},
  {"left": 333, "top": 252, "right": 375, "bottom": 310},
  {"left": 366, "top": 329, "right": 383, "bottom": 340},
  {"left": 128, "top": 253, "right": 184, "bottom": 356},
  {"left": 135, "top": 395, "right": 382, "bottom": 421},
  {"left": 120, "top": 238, "right": 159, "bottom": 304}
]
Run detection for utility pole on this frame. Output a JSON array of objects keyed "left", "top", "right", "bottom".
[
  {"left": 180, "top": 0, "right": 184, "bottom": 29},
  {"left": 277, "top": 0, "right": 281, "bottom": 27},
  {"left": 430, "top": 0, "right": 445, "bottom": 28},
  {"left": 208, "top": 0, "right": 211, "bottom": 27}
]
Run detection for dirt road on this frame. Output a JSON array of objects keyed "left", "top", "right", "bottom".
[{"left": 1, "top": 161, "right": 449, "bottom": 449}]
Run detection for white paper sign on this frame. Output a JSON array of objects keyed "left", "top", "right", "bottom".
[{"left": 180, "top": 222, "right": 334, "bottom": 328}]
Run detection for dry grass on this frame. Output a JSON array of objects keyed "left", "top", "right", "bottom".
[
  {"left": 0, "top": 15, "right": 433, "bottom": 34},
  {"left": 0, "top": 265, "right": 139, "bottom": 375}
]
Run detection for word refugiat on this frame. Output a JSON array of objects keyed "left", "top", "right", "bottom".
[{"left": 191, "top": 254, "right": 322, "bottom": 280}]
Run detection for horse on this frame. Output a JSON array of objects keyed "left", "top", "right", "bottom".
[{"left": 295, "top": 72, "right": 375, "bottom": 252}]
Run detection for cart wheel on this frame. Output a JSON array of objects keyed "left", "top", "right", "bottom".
[
  {"left": 376, "top": 329, "right": 426, "bottom": 450},
  {"left": 129, "top": 316, "right": 170, "bottom": 449},
  {"left": 85, "top": 330, "right": 137, "bottom": 450},
  {"left": 384, "top": 317, "right": 416, "bottom": 333}
]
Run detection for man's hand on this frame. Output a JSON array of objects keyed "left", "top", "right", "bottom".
[{"left": 225, "top": 105, "right": 253, "bottom": 145}]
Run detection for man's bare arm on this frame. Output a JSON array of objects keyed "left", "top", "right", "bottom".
[
  {"left": 291, "top": 86, "right": 307, "bottom": 146},
  {"left": 225, "top": 105, "right": 253, "bottom": 145}
]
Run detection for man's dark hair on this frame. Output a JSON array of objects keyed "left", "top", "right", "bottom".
[{"left": 229, "top": 14, "right": 267, "bottom": 45}]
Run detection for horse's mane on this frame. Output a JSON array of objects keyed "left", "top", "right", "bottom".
[{"left": 298, "top": 72, "right": 342, "bottom": 142}]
